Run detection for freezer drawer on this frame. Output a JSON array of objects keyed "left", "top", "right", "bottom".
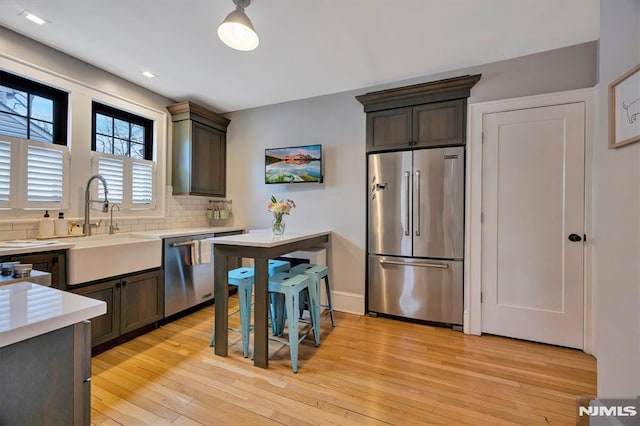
[{"left": 368, "top": 255, "right": 462, "bottom": 325}]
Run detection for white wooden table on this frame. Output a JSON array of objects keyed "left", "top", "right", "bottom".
[{"left": 208, "top": 229, "right": 331, "bottom": 368}]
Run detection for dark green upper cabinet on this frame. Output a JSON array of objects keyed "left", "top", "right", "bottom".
[
  {"left": 357, "top": 75, "right": 481, "bottom": 152},
  {"left": 168, "top": 101, "right": 230, "bottom": 197}
]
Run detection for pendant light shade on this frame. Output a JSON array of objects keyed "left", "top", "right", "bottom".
[{"left": 218, "top": 0, "right": 259, "bottom": 52}]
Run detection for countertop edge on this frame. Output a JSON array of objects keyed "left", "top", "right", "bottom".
[
  {"left": 206, "top": 230, "right": 331, "bottom": 248},
  {"left": 0, "top": 283, "right": 106, "bottom": 349}
]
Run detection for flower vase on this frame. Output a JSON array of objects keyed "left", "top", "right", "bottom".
[{"left": 272, "top": 214, "right": 286, "bottom": 235}]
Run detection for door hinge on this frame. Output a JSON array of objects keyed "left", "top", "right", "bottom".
[
  {"left": 481, "top": 212, "right": 484, "bottom": 224},
  {"left": 481, "top": 292, "right": 483, "bottom": 303},
  {"left": 584, "top": 234, "right": 587, "bottom": 242}
]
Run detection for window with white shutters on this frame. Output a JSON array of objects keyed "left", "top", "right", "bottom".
[
  {"left": 0, "top": 136, "right": 69, "bottom": 209},
  {"left": 91, "top": 102, "right": 155, "bottom": 210}
]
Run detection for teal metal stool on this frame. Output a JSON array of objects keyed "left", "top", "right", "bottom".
[
  {"left": 268, "top": 259, "right": 291, "bottom": 335},
  {"left": 290, "top": 263, "right": 334, "bottom": 327},
  {"left": 209, "top": 267, "right": 254, "bottom": 358},
  {"left": 267, "top": 272, "right": 320, "bottom": 373}
]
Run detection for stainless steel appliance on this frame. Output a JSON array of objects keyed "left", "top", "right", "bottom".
[
  {"left": 163, "top": 234, "right": 215, "bottom": 317},
  {"left": 368, "top": 146, "right": 464, "bottom": 325}
]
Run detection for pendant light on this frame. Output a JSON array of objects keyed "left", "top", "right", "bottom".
[{"left": 217, "top": 0, "right": 259, "bottom": 51}]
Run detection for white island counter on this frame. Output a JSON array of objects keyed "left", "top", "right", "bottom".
[{"left": 0, "top": 282, "right": 106, "bottom": 348}]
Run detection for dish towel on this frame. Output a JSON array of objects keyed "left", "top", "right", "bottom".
[{"left": 188, "top": 240, "right": 211, "bottom": 265}]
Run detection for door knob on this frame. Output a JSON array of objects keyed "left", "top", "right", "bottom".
[{"left": 568, "top": 233, "right": 582, "bottom": 242}]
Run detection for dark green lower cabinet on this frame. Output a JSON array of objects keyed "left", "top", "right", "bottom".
[
  {"left": 70, "top": 269, "right": 163, "bottom": 348},
  {"left": 0, "top": 322, "right": 91, "bottom": 425}
]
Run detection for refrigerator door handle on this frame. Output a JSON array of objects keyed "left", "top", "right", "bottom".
[
  {"left": 414, "top": 170, "right": 421, "bottom": 236},
  {"left": 379, "top": 259, "right": 449, "bottom": 269},
  {"left": 404, "top": 171, "right": 410, "bottom": 236}
]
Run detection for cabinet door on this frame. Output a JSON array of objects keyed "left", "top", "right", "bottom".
[
  {"left": 366, "top": 107, "right": 413, "bottom": 152},
  {"left": 70, "top": 280, "right": 120, "bottom": 346},
  {"left": 120, "top": 269, "right": 164, "bottom": 335},
  {"left": 191, "top": 121, "right": 226, "bottom": 197},
  {"left": 8, "top": 250, "right": 66, "bottom": 289},
  {"left": 413, "top": 99, "right": 465, "bottom": 147}
]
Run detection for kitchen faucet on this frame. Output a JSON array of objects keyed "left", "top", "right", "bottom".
[
  {"left": 109, "top": 204, "right": 120, "bottom": 234},
  {"left": 84, "top": 174, "right": 109, "bottom": 236}
]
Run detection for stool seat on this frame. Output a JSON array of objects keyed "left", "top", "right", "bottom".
[
  {"left": 267, "top": 272, "right": 320, "bottom": 373},
  {"left": 290, "top": 263, "right": 334, "bottom": 326},
  {"left": 290, "top": 263, "right": 328, "bottom": 277},
  {"left": 268, "top": 259, "right": 291, "bottom": 275}
]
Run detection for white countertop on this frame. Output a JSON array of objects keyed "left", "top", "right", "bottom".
[
  {"left": 0, "top": 227, "right": 245, "bottom": 257},
  {"left": 0, "top": 240, "right": 75, "bottom": 256},
  {"left": 207, "top": 229, "right": 331, "bottom": 248},
  {"left": 132, "top": 226, "right": 244, "bottom": 239},
  {"left": 0, "top": 282, "right": 106, "bottom": 348}
]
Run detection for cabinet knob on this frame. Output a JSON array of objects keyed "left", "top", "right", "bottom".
[{"left": 122, "top": 280, "right": 127, "bottom": 287}]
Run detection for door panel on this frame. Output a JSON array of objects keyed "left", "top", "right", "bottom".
[
  {"left": 413, "top": 147, "right": 465, "bottom": 259},
  {"left": 368, "top": 255, "right": 463, "bottom": 324},
  {"left": 482, "top": 103, "right": 585, "bottom": 349},
  {"left": 368, "top": 151, "right": 412, "bottom": 256}
]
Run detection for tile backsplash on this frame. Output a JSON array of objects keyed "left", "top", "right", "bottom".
[{"left": 0, "top": 187, "right": 233, "bottom": 241}]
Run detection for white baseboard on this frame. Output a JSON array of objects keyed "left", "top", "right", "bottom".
[{"left": 331, "top": 290, "right": 364, "bottom": 315}]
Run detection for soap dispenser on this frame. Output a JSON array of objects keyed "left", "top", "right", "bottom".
[
  {"left": 55, "top": 212, "right": 68, "bottom": 236},
  {"left": 38, "top": 210, "right": 54, "bottom": 238}
]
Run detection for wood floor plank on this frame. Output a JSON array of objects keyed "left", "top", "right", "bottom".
[{"left": 91, "top": 297, "right": 596, "bottom": 425}]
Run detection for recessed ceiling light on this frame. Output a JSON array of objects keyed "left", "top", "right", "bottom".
[
  {"left": 142, "top": 71, "right": 157, "bottom": 78},
  {"left": 20, "top": 10, "right": 48, "bottom": 25}
]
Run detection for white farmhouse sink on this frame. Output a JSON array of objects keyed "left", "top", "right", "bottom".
[{"left": 67, "top": 234, "right": 162, "bottom": 285}]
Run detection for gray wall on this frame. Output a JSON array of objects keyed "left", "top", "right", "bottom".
[
  {"left": 226, "top": 41, "right": 597, "bottom": 313},
  {"left": 594, "top": 0, "right": 640, "bottom": 398}
]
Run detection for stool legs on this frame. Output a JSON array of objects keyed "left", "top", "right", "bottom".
[
  {"left": 322, "top": 275, "right": 335, "bottom": 327},
  {"left": 238, "top": 283, "right": 253, "bottom": 358},
  {"left": 284, "top": 289, "right": 300, "bottom": 373}
]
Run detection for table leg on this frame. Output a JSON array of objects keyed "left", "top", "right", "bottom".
[
  {"left": 213, "top": 246, "right": 228, "bottom": 356},
  {"left": 253, "top": 257, "right": 269, "bottom": 368}
]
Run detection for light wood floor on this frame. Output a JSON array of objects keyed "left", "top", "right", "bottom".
[{"left": 91, "top": 297, "right": 596, "bottom": 425}]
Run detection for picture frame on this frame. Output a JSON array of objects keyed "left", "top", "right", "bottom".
[{"left": 609, "top": 63, "right": 640, "bottom": 149}]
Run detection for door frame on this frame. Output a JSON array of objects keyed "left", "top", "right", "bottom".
[{"left": 464, "top": 87, "right": 595, "bottom": 354}]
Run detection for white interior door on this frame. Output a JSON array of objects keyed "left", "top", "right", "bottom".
[{"left": 481, "top": 103, "right": 585, "bottom": 349}]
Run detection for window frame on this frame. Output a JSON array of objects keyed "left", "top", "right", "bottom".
[
  {"left": 0, "top": 70, "right": 69, "bottom": 145},
  {"left": 91, "top": 101, "right": 153, "bottom": 160}
]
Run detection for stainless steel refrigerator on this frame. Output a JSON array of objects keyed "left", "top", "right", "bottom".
[{"left": 367, "top": 146, "right": 464, "bottom": 325}]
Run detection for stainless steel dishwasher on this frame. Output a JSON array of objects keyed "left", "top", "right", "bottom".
[
  {"left": 163, "top": 231, "right": 242, "bottom": 318},
  {"left": 163, "top": 233, "right": 216, "bottom": 317}
]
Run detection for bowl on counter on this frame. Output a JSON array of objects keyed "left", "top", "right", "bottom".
[
  {"left": 12, "top": 263, "right": 32, "bottom": 278},
  {"left": 1, "top": 261, "right": 20, "bottom": 276}
]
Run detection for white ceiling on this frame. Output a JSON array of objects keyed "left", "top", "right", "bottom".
[{"left": 0, "top": 0, "right": 599, "bottom": 113}]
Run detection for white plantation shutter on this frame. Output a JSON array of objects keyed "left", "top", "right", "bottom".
[
  {"left": 0, "top": 141, "right": 10, "bottom": 205},
  {"left": 96, "top": 155, "right": 124, "bottom": 204},
  {"left": 26, "top": 144, "right": 64, "bottom": 203},
  {"left": 92, "top": 152, "right": 155, "bottom": 209},
  {"left": 132, "top": 160, "right": 154, "bottom": 207}
]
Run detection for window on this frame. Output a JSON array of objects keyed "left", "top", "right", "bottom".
[
  {"left": 92, "top": 102, "right": 152, "bottom": 160},
  {"left": 0, "top": 70, "right": 68, "bottom": 144},
  {"left": 0, "top": 71, "right": 69, "bottom": 210},
  {"left": 91, "top": 102, "right": 155, "bottom": 209}
]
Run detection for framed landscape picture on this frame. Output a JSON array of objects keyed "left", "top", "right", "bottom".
[
  {"left": 609, "top": 63, "right": 640, "bottom": 149},
  {"left": 265, "top": 144, "right": 322, "bottom": 184}
]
